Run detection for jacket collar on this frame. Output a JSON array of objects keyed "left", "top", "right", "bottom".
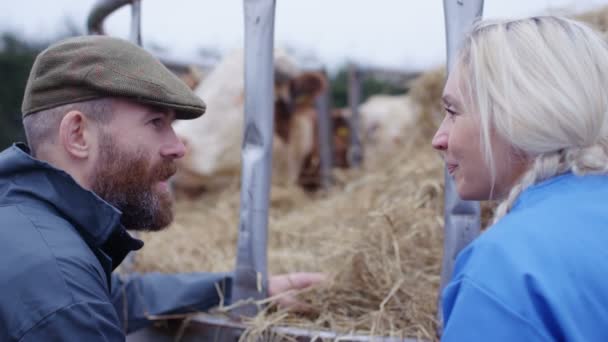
[{"left": 0, "top": 143, "right": 143, "bottom": 270}]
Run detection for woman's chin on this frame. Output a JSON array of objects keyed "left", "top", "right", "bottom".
[{"left": 456, "top": 182, "right": 491, "bottom": 201}]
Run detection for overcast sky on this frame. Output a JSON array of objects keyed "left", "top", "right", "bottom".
[{"left": 2, "top": 0, "right": 608, "bottom": 71}]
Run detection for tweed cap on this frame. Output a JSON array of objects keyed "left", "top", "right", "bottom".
[{"left": 22, "top": 35, "right": 206, "bottom": 119}]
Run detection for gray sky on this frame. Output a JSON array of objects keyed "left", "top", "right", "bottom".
[{"left": 2, "top": 0, "right": 608, "bottom": 71}]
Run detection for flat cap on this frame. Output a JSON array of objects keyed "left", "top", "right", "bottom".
[{"left": 22, "top": 35, "right": 206, "bottom": 119}]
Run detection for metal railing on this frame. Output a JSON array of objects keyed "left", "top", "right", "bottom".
[{"left": 439, "top": 0, "right": 484, "bottom": 332}]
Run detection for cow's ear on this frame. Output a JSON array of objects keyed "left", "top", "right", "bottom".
[{"left": 290, "top": 72, "right": 327, "bottom": 101}]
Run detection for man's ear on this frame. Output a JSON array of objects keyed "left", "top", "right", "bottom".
[{"left": 58, "top": 110, "right": 94, "bottom": 160}]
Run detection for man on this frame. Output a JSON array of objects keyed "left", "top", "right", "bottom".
[{"left": 0, "top": 35, "right": 322, "bottom": 341}]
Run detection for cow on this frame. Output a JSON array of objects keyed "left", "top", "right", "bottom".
[
  {"left": 297, "top": 108, "right": 352, "bottom": 190},
  {"left": 171, "top": 50, "right": 327, "bottom": 196},
  {"left": 357, "top": 94, "right": 421, "bottom": 165}
]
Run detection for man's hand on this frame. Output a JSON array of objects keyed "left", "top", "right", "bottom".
[{"left": 267, "top": 272, "right": 326, "bottom": 311}]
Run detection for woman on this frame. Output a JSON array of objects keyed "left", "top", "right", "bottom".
[{"left": 432, "top": 16, "right": 608, "bottom": 341}]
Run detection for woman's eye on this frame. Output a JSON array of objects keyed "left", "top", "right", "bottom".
[{"left": 444, "top": 107, "right": 457, "bottom": 120}]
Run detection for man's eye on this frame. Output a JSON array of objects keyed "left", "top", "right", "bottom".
[{"left": 151, "top": 118, "right": 164, "bottom": 127}]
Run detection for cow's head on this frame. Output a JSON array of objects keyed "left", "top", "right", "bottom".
[{"left": 274, "top": 70, "right": 326, "bottom": 143}]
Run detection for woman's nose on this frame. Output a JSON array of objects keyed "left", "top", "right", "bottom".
[{"left": 432, "top": 129, "right": 448, "bottom": 151}]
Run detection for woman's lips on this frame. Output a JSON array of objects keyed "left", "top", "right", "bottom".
[{"left": 447, "top": 163, "right": 458, "bottom": 176}]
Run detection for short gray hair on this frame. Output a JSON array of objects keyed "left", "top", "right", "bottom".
[{"left": 23, "top": 98, "right": 115, "bottom": 156}]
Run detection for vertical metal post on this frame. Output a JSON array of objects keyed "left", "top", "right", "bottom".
[
  {"left": 315, "top": 70, "right": 333, "bottom": 189},
  {"left": 121, "top": 0, "right": 143, "bottom": 276},
  {"left": 438, "top": 0, "right": 484, "bottom": 332},
  {"left": 130, "top": 0, "right": 142, "bottom": 46},
  {"left": 232, "top": 0, "right": 276, "bottom": 319},
  {"left": 347, "top": 63, "right": 363, "bottom": 167}
]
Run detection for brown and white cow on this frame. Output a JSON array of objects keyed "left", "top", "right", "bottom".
[{"left": 171, "top": 50, "right": 327, "bottom": 196}]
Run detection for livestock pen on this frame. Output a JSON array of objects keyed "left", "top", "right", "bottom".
[
  {"left": 87, "top": 0, "right": 483, "bottom": 340},
  {"left": 88, "top": 0, "right": 487, "bottom": 340}
]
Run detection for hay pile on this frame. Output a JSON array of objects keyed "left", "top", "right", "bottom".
[
  {"left": 408, "top": 67, "right": 446, "bottom": 138},
  {"left": 135, "top": 123, "right": 445, "bottom": 340},
  {"left": 131, "top": 10, "right": 576, "bottom": 335},
  {"left": 242, "top": 139, "right": 445, "bottom": 340}
]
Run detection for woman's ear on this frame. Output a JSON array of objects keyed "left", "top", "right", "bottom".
[{"left": 58, "top": 110, "right": 94, "bottom": 160}]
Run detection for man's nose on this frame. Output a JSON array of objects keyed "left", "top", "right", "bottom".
[{"left": 161, "top": 131, "right": 187, "bottom": 159}]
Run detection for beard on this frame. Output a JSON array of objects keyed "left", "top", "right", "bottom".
[{"left": 91, "top": 132, "right": 176, "bottom": 231}]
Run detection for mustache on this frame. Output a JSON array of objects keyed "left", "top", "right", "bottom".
[{"left": 152, "top": 160, "right": 177, "bottom": 181}]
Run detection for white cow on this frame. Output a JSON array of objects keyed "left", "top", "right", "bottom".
[{"left": 359, "top": 94, "right": 421, "bottom": 164}]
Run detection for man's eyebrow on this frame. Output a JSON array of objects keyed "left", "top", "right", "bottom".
[
  {"left": 144, "top": 105, "right": 178, "bottom": 121},
  {"left": 145, "top": 105, "right": 171, "bottom": 116}
]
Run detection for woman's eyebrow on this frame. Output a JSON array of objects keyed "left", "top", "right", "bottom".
[{"left": 442, "top": 94, "right": 461, "bottom": 109}]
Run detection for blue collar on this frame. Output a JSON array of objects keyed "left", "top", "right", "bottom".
[{"left": 0, "top": 143, "right": 143, "bottom": 271}]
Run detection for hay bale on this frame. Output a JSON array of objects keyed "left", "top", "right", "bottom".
[
  {"left": 134, "top": 121, "right": 444, "bottom": 339},
  {"left": 246, "top": 142, "right": 445, "bottom": 340},
  {"left": 408, "top": 67, "right": 446, "bottom": 137}
]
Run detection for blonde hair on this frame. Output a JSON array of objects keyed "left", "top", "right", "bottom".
[{"left": 456, "top": 16, "right": 608, "bottom": 224}]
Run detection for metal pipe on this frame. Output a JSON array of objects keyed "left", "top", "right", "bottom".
[
  {"left": 231, "top": 0, "right": 276, "bottom": 319},
  {"left": 347, "top": 63, "right": 363, "bottom": 167},
  {"left": 127, "top": 313, "right": 428, "bottom": 341},
  {"left": 87, "top": 0, "right": 144, "bottom": 276},
  {"left": 438, "top": 0, "right": 484, "bottom": 332},
  {"left": 88, "top": 0, "right": 142, "bottom": 46},
  {"left": 130, "top": 0, "right": 142, "bottom": 45},
  {"left": 87, "top": 0, "right": 133, "bottom": 35},
  {"left": 315, "top": 70, "right": 333, "bottom": 189}
]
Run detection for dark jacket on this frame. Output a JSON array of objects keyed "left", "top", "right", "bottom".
[{"left": 0, "top": 144, "right": 232, "bottom": 341}]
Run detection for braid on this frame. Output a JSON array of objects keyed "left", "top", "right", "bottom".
[
  {"left": 566, "top": 144, "right": 608, "bottom": 175},
  {"left": 492, "top": 142, "right": 608, "bottom": 225},
  {"left": 492, "top": 150, "right": 568, "bottom": 224},
  {"left": 493, "top": 143, "right": 608, "bottom": 224}
]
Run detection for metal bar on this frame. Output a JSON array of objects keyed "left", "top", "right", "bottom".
[
  {"left": 88, "top": 0, "right": 144, "bottom": 275},
  {"left": 347, "top": 63, "right": 363, "bottom": 167},
  {"left": 438, "top": 0, "right": 484, "bottom": 332},
  {"left": 122, "top": 0, "right": 143, "bottom": 278},
  {"left": 192, "top": 314, "right": 420, "bottom": 341},
  {"left": 87, "top": 0, "right": 133, "bottom": 35},
  {"left": 315, "top": 70, "right": 333, "bottom": 189},
  {"left": 127, "top": 314, "right": 428, "bottom": 342},
  {"left": 130, "top": 0, "right": 142, "bottom": 45},
  {"left": 231, "top": 0, "right": 276, "bottom": 318}
]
